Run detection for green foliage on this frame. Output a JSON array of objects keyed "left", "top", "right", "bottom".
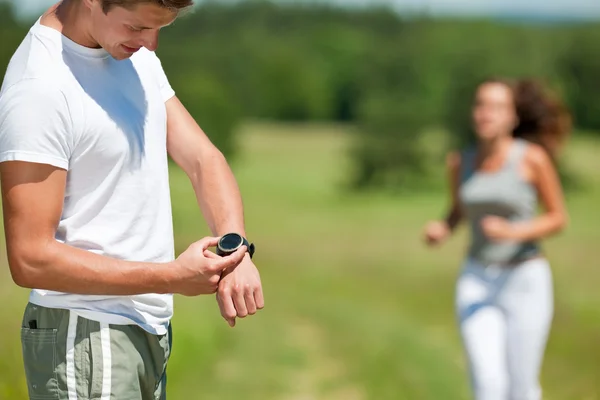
[
  {"left": 351, "top": 93, "right": 429, "bottom": 191},
  {"left": 0, "top": 3, "right": 27, "bottom": 75},
  {"left": 2, "top": 2, "right": 600, "bottom": 188},
  {"left": 559, "top": 27, "right": 600, "bottom": 131},
  {"left": 250, "top": 41, "right": 334, "bottom": 121},
  {"left": 169, "top": 69, "right": 241, "bottom": 156}
]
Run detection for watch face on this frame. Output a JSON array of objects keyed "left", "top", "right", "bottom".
[{"left": 219, "top": 233, "right": 244, "bottom": 252}]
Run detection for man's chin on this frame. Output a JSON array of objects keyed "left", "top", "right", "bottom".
[{"left": 110, "top": 51, "right": 133, "bottom": 61}]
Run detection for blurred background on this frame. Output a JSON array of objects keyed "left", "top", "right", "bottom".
[{"left": 1, "top": 0, "right": 599, "bottom": 399}]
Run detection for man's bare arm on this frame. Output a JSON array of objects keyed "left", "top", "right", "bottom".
[
  {"left": 1, "top": 161, "right": 239, "bottom": 296},
  {"left": 165, "top": 96, "right": 264, "bottom": 327},
  {"left": 165, "top": 96, "right": 246, "bottom": 237}
]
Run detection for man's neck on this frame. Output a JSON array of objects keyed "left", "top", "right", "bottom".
[{"left": 41, "top": 0, "right": 101, "bottom": 49}]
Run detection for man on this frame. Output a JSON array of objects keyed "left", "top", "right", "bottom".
[{"left": 0, "top": 0, "right": 264, "bottom": 398}]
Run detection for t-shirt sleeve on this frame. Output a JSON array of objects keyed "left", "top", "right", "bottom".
[
  {"left": 0, "top": 80, "right": 73, "bottom": 170},
  {"left": 148, "top": 51, "right": 175, "bottom": 103}
]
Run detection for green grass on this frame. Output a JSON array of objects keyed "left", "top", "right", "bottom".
[{"left": 1, "top": 122, "right": 599, "bottom": 399}]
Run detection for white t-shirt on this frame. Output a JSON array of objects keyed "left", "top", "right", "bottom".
[{"left": 0, "top": 19, "right": 177, "bottom": 335}]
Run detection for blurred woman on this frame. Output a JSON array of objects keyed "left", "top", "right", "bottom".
[{"left": 423, "top": 78, "right": 571, "bottom": 400}]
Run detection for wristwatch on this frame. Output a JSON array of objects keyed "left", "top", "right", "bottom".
[{"left": 216, "top": 233, "right": 255, "bottom": 259}]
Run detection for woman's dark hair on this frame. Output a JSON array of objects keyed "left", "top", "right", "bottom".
[{"left": 480, "top": 78, "right": 572, "bottom": 160}]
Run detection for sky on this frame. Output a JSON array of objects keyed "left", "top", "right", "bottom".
[{"left": 6, "top": 0, "right": 600, "bottom": 21}]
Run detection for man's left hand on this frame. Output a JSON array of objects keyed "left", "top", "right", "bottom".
[{"left": 216, "top": 253, "right": 264, "bottom": 327}]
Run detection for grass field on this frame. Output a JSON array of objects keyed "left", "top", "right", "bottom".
[{"left": 1, "top": 122, "right": 599, "bottom": 400}]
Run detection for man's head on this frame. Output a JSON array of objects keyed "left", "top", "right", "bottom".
[{"left": 82, "top": 0, "right": 193, "bottom": 60}]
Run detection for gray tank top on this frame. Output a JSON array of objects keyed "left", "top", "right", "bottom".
[{"left": 459, "top": 139, "right": 540, "bottom": 264}]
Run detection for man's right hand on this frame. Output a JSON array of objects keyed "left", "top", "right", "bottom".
[{"left": 171, "top": 236, "right": 247, "bottom": 296}]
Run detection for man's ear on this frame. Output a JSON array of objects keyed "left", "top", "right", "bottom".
[{"left": 83, "top": 0, "right": 102, "bottom": 12}]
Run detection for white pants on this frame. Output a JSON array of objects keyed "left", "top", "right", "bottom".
[{"left": 456, "top": 257, "right": 554, "bottom": 400}]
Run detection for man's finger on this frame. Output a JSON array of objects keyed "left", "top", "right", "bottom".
[
  {"left": 211, "top": 246, "right": 247, "bottom": 272},
  {"left": 254, "top": 286, "right": 265, "bottom": 310},
  {"left": 204, "top": 249, "right": 220, "bottom": 259},
  {"left": 218, "top": 288, "right": 237, "bottom": 327},
  {"left": 198, "top": 236, "right": 221, "bottom": 250},
  {"left": 233, "top": 290, "right": 248, "bottom": 318},
  {"left": 244, "top": 289, "right": 257, "bottom": 315}
]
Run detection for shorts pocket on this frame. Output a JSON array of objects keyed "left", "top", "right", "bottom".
[{"left": 21, "top": 328, "right": 59, "bottom": 399}]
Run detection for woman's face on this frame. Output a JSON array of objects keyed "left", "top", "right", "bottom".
[{"left": 472, "top": 82, "right": 518, "bottom": 142}]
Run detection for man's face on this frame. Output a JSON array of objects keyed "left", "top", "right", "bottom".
[{"left": 86, "top": 0, "right": 178, "bottom": 60}]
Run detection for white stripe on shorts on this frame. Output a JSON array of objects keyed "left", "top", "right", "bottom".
[
  {"left": 100, "top": 322, "right": 112, "bottom": 400},
  {"left": 66, "top": 312, "right": 78, "bottom": 400}
]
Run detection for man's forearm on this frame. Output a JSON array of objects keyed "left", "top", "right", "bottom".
[
  {"left": 190, "top": 150, "right": 246, "bottom": 237},
  {"left": 10, "top": 240, "right": 177, "bottom": 295}
]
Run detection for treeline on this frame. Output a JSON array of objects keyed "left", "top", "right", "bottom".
[{"left": 2, "top": 1, "right": 599, "bottom": 190}]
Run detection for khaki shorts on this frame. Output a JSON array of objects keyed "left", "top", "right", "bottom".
[{"left": 20, "top": 302, "right": 172, "bottom": 400}]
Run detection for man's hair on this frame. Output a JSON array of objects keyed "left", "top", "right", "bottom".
[{"left": 100, "top": 0, "right": 194, "bottom": 13}]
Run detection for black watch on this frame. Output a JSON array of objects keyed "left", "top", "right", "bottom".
[{"left": 216, "top": 233, "right": 255, "bottom": 259}]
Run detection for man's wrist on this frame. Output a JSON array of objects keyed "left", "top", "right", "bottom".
[
  {"left": 160, "top": 261, "right": 180, "bottom": 294},
  {"left": 217, "top": 228, "right": 246, "bottom": 237},
  {"left": 216, "top": 233, "right": 255, "bottom": 259}
]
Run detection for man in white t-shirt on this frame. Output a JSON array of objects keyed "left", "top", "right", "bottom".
[{"left": 0, "top": 0, "right": 264, "bottom": 398}]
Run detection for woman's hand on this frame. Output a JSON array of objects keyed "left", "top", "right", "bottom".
[
  {"left": 423, "top": 220, "right": 451, "bottom": 246},
  {"left": 481, "top": 216, "right": 517, "bottom": 241}
]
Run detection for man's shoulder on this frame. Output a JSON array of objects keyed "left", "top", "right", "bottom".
[
  {"left": 2, "top": 25, "right": 67, "bottom": 95},
  {"left": 1, "top": 77, "right": 66, "bottom": 106},
  {"left": 0, "top": 78, "right": 75, "bottom": 134}
]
